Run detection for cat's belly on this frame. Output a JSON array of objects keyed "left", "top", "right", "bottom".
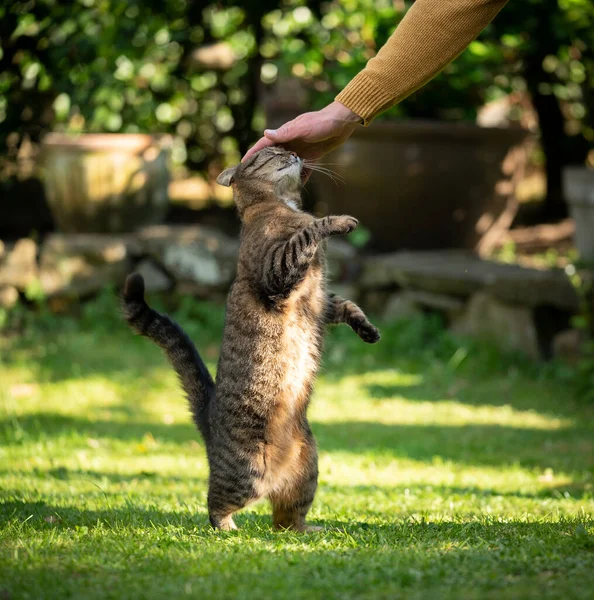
[
  {"left": 214, "top": 271, "right": 325, "bottom": 495},
  {"left": 258, "top": 278, "right": 324, "bottom": 492},
  {"left": 280, "top": 269, "right": 325, "bottom": 402},
  {"left": 279, "top": 314, "right": 319, "bottom": 408},
  {"left": 259, "top": 430, "right": 308, "bottom": 497}
]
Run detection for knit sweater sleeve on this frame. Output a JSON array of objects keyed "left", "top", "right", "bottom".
[{"left": 335, "top": 0, "right": 509, "bottom": 125}]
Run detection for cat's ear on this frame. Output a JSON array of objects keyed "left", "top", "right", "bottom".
[{"left": 216, "top": 166, "right": 237, "bottom": 187}]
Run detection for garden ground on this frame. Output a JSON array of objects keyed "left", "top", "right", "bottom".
[{"left": 1, "top": 293, "right": 593, "bottom": 599}]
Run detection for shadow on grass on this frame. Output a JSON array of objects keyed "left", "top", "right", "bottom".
[
  {"left": 2, "top": 413, "right": 593, "bottom": 472},
  {"left": 35, "top": 467, "right": 205, "bottom": 486},
  {"left": 312, "top": 421, "right": 594, "bottom": 472},
  {"left": 2, "top": 467, "right": 591, "bottom": 503},
  {"left": 320, "top": 482, "right": 593, "bottom": 502},
  {"left": 0, "top": 496, "right": 209, "bottom": 531},
  {"left": 2, "top": 488, "right": 593, "bottom": 596},
  {"left": 5, "top": 328, "right": 590, "bottom": 429},
  {"left": 0, "top": 412, "right": 200, "bottom": 446},
  {"left": 2, "top": 325, "right": 218, "bottom": 388},
  {"left": 3, "top": 301, "right": 592, "bottom": 427},
  {"left": 362, "top": 375, "right": 594, "bottom": 424},
  {"left": 2, "top": 495, "right": 592, "bottom": 539},
  {"left": 4, "top": 541, "right": 594, "bottom": 600}
]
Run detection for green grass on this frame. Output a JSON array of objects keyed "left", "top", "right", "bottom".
[{"left": 1, "top": 293, "right": 593, "bottom": 599}]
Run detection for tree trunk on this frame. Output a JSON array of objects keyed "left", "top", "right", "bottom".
[{"left": 526, "top": 79, "right": 568, "bottom": 220}]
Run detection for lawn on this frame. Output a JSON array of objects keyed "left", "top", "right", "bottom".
[{"left": 1, "top": 293, "right": 593, "bottom": 599}]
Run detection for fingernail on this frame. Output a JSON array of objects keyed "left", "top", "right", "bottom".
[{"left": 264, "top": 129, "right": 277, "bottom": 136}]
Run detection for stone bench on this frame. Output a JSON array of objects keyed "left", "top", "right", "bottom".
[
  {"left": 0, "top": 232, "right": 581, "bottom": 359},
  {"left": 360, "top": 250, "right": 579, "bottom": 359}
]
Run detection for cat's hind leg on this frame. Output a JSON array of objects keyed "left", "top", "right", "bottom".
[
  {"left": 269, "top": 433, "right": 320, "bottom": 532},
  {"left": 207, "top": 452, "right": 262, "bottom": 531}
]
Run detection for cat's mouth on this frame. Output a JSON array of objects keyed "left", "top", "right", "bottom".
[{"left": 278, "top": 155, "right": 302, "bottom": 172}]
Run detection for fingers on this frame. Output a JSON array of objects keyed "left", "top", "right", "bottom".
[
  {"left": 242, "top": 115, "right": 305, "bottom": 160},
  {"left": 242, "top": 136, "right": 276, "bottom": 162},
  {"left": 243, "top": 105, "right": 346, "bottom": 162},
  {"left": 264, "top": 115, "right": 320, "bottom": 144},
  {"left": 264, "top": 120, "right": 298, "bottom": 144}
]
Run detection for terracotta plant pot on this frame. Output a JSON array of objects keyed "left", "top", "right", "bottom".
[
  {"left": 41, "top": 133, "right": 170, "bottom": 233},
  {"left": 310, "top": 121, "right": 528, "bottom": 252},
  {"left": 563, "top": 166, "right": 594, "bottom": 262}
]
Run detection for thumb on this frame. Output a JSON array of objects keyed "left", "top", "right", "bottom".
[{"left": 264, "top": 121, "right": 295, "bottom": 143}]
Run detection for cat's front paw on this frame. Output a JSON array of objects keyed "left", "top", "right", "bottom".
[{"left": 327, "top": 215, "right": 358, "bottom": 236}]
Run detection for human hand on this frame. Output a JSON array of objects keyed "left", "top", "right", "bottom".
[{"left": 242, "top": 101, "right": 362, "bottom": 176}]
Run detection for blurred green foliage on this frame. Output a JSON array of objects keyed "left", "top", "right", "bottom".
[
  {"left": 268, "top": 0, "right": 593, "bottom": 134},
  {"left": 0, "top": 0, "right": 592, "bottom": 179},
  {"left": 266, "top": 0, "right": 505, "bottom": 122},
  {"left": 0, "top": 0, "right": 269, "bottom": 172}
]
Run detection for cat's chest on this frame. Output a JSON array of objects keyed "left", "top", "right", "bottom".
[{"left": 278, "top": 270, "right": 325, "bottom": 407}]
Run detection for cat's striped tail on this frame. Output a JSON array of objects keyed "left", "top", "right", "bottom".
[{"left": 122, "top": 273, "right": 214, "bottom": 439}]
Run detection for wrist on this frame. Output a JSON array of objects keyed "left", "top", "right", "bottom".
[{"left": 326, "top": 101, "right": 363, "bottom": 125}]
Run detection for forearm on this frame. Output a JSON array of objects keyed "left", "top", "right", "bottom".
[{"left": 336, "top": 0, "right": 509, "bottom": 125}]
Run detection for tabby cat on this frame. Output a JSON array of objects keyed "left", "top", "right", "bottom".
[{"left": 122, "top": 147, "right": 379, "bottom": 531}]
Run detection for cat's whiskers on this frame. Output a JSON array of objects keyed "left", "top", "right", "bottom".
[{"left": 302, "top": 161, "right": 345, "bottom": 186}]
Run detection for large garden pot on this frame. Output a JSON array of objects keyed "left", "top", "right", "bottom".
[
  {"left": 310, "top": 121, "right": 528, "bottom": 252},
  {"left": 563, "top": 166, "right": 594, "bottom": 262},
  {"left": 41, "top": 133, "right": 170, "bottom": 233}
]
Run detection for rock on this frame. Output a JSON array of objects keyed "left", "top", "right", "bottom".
[
  {"left": 0, "top": 238, "right": 39, "bottom": 290},
  {"left": 383, "top": 292, "right": 422, "bottom": 322},
  {"left": 39, "top": 234, "right": 130, "bottom": 297},
  {"left": 329, "top": 284, "right": 360, "bottom": 305},
  {"left": 404, "top": 290, "right": 465, "bottom": 316},
  {"left": 368, "top": 289, "right": 464, "bottom": 322},
  {"left": 564, "top": 166, "right": 594, "bottom": 262},
  {"left": 117, "top": 234, "right": 144, "bottom": 257},
  {"left": 326, "top": 239, "right": 360, "bottom": 282},
  {"left": 361, "top": 250, "right": 578, "bottom": 311},
  {"left": 326, "top": 239, "right": 357, "bottom": 260},
  {"left": 360, "top": 290, "right": 392, "bottom": 316},
  {"left": 450, "top": 292, "right": 540, "bottom": 359},
  {"left": 0, "top": 285, "right": 19, "bottom": 309},
  {"left": 552, "top": 329, "right": 585, "bottom": 365},
  {"left": 135, "top": 259, "right": 172, "bottom": 293},
  {"left": 138, "top": 225, "right": 239, "bottom": 291},
  {"left": 176, "top": 282, "right": 228, "bottom": 303}
]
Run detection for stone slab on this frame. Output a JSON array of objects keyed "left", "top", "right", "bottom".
[{"left": 361, "top": 250, "right": 578, "bottom": 311}]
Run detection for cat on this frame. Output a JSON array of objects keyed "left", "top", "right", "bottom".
[{"left": 122, "top": 146, "right": 380, "bottom": 532}]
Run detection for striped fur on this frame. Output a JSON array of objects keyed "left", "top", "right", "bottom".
[
  {"left": 122, "top": 147, "right": 379, "bottom": 531},
  {"left": 122, "top": 273, "right": 214, "bottom": 439},
  {"left": 326, "top": 293, "right": 381, "bottom": 343}
]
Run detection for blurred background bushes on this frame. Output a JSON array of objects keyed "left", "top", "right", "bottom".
[{"left": 1, "top": 0, "right": 592, "bottom": 207}]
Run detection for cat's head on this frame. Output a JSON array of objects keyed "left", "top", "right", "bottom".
[{"left": 216, "top": 147, "right": 303, "bottom": 213}]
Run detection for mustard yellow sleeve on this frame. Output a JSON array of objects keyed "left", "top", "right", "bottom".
[{"left": 335, "top": 0, "right": 510, "bottom": 125}]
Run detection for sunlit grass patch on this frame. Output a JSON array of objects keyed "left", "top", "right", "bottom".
[{"left": 1, "top": 297, "right": 593, "bottom": 599}]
